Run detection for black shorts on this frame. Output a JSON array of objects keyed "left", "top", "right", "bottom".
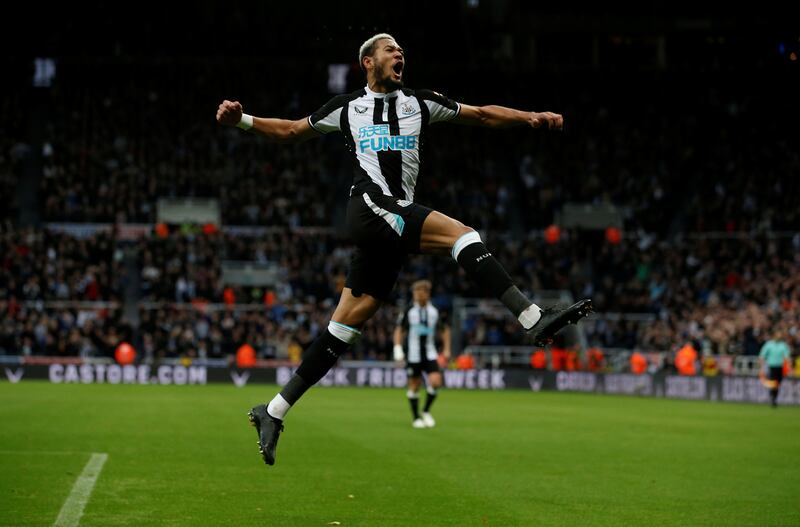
[
  {"left": 344, "top": 192, "right": 433, "bottom": 301},
  {"left": 407, "top": 359, "right": 440, "bottom": 378},
  {"left": 768, "top": 366, "right": 784, "bottom": 383}
]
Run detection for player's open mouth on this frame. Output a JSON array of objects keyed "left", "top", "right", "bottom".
[{"left": 392, "top": 61, "right": 404, "bottom": 76}]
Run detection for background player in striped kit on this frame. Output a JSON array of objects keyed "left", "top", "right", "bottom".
[
  {"left": 393, "top": 280, "right": 451, "bottom": 428},
  {"left": 217, "top": 33, "right": 592, "bottom": 466}
]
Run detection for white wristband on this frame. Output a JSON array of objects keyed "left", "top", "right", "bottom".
[
  {"left": 393, "top": 345, "right": 405, "bottom": 362},
  {"left": 236, "top": 113, "right": 254, "bottom": 130}
]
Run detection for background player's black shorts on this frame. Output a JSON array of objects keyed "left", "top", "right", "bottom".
[
  {"left": 406, "top": 359, "right": 440, "bottom": 378},
  {"left": 345, "top": 192, "right": 433, "bottom": 300},
  {"left": 768, "top": 366, "right": 784, "bottom": 383}
]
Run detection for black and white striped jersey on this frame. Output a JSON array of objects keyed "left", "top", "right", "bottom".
[
  {"left": 397, "top": 302, "right": 442, "bottom": 363},
  {"left": 308, "top": 85, "right": 460, "bottom": 202}
]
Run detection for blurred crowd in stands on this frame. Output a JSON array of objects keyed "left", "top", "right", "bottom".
[
  {"left": 0, "top": 222, "right": 125, "bottom": 303},
  {"left": 0, "top": 304, "right": 131, "bottom": 358},
  {"left": 23, "top": 73, "right": 800, "bottom": 235},
  {"left": 2, "top": 223, "right": 797, "bottom": 364},
  {"left": 1, "top": 49, "right": 797, "bottom": 367}
]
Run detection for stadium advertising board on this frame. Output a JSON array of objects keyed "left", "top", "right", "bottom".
[{"left": 4, "top": 364, "right": 798, "bottom": 405}]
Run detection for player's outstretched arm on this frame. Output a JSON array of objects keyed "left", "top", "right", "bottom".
[
  {"left": 454, "top": 103, "right": 563, "bottom": 130},
  {"left": 440, "top": 325, "right": 452, "bottom": 360},
  {"left": 216, "top": 100, "right": 318, "bottom": 143}
]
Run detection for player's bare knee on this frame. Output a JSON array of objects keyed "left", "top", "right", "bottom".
[
  {"left": 332, "top": 292, "right": 381, "bottom": 327},
  {"left": 449, "top": 225, "right": 481, "bottom": 259},
  {"left": 451, "top": 218, "right": 473, "bottom": 235},
  {"left": 447, "top": 223, "right": 474, "bottom": 247}
]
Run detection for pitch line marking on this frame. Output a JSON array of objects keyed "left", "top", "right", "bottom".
[{"left": 52, "top": 452, "right": 108, "bottom": 527}]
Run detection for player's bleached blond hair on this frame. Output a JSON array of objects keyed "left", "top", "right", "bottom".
[
  {"left": 358, "top": 33, "right": 396, "bottom": 71},
  {"left": 412, "top": 280, "right": 432, "bottom": 292}
]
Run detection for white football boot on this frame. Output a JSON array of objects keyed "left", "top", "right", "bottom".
[{"left": 421, "top": 412, "right": 436, "bottom": 428}]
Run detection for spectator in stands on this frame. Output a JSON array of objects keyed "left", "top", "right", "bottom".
[
  {"left": 630, "top": 351, "right": 647, "bottom": 375},
  {"left": 586, "top": 347, "right": 605, "bottom": 372},
  {"left": 456, "top": 352, "right": 475, "bottom": 370},
  {"left": 530, "top": 349, "right": 547, "bottom": 370},
  {"left": 675, "top": 343, "right": 698, "bottom": 376}
]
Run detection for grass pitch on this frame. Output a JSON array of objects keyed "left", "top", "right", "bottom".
[{"left": 1, "top": 381, "right": 798, "bottom": 526}]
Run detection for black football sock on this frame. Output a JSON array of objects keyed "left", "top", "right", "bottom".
[
  {"left": 407, "top": 389, "right": 420, "bottom": 420},
  {"left": 423, "top": 387, "right": 437, "bottom": 413},
  {"left": 453, "top": 231, "right": 541, "bottom": 329},
  {"left": 266, "top": 322, "right": 360, "bottom": 420}
]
